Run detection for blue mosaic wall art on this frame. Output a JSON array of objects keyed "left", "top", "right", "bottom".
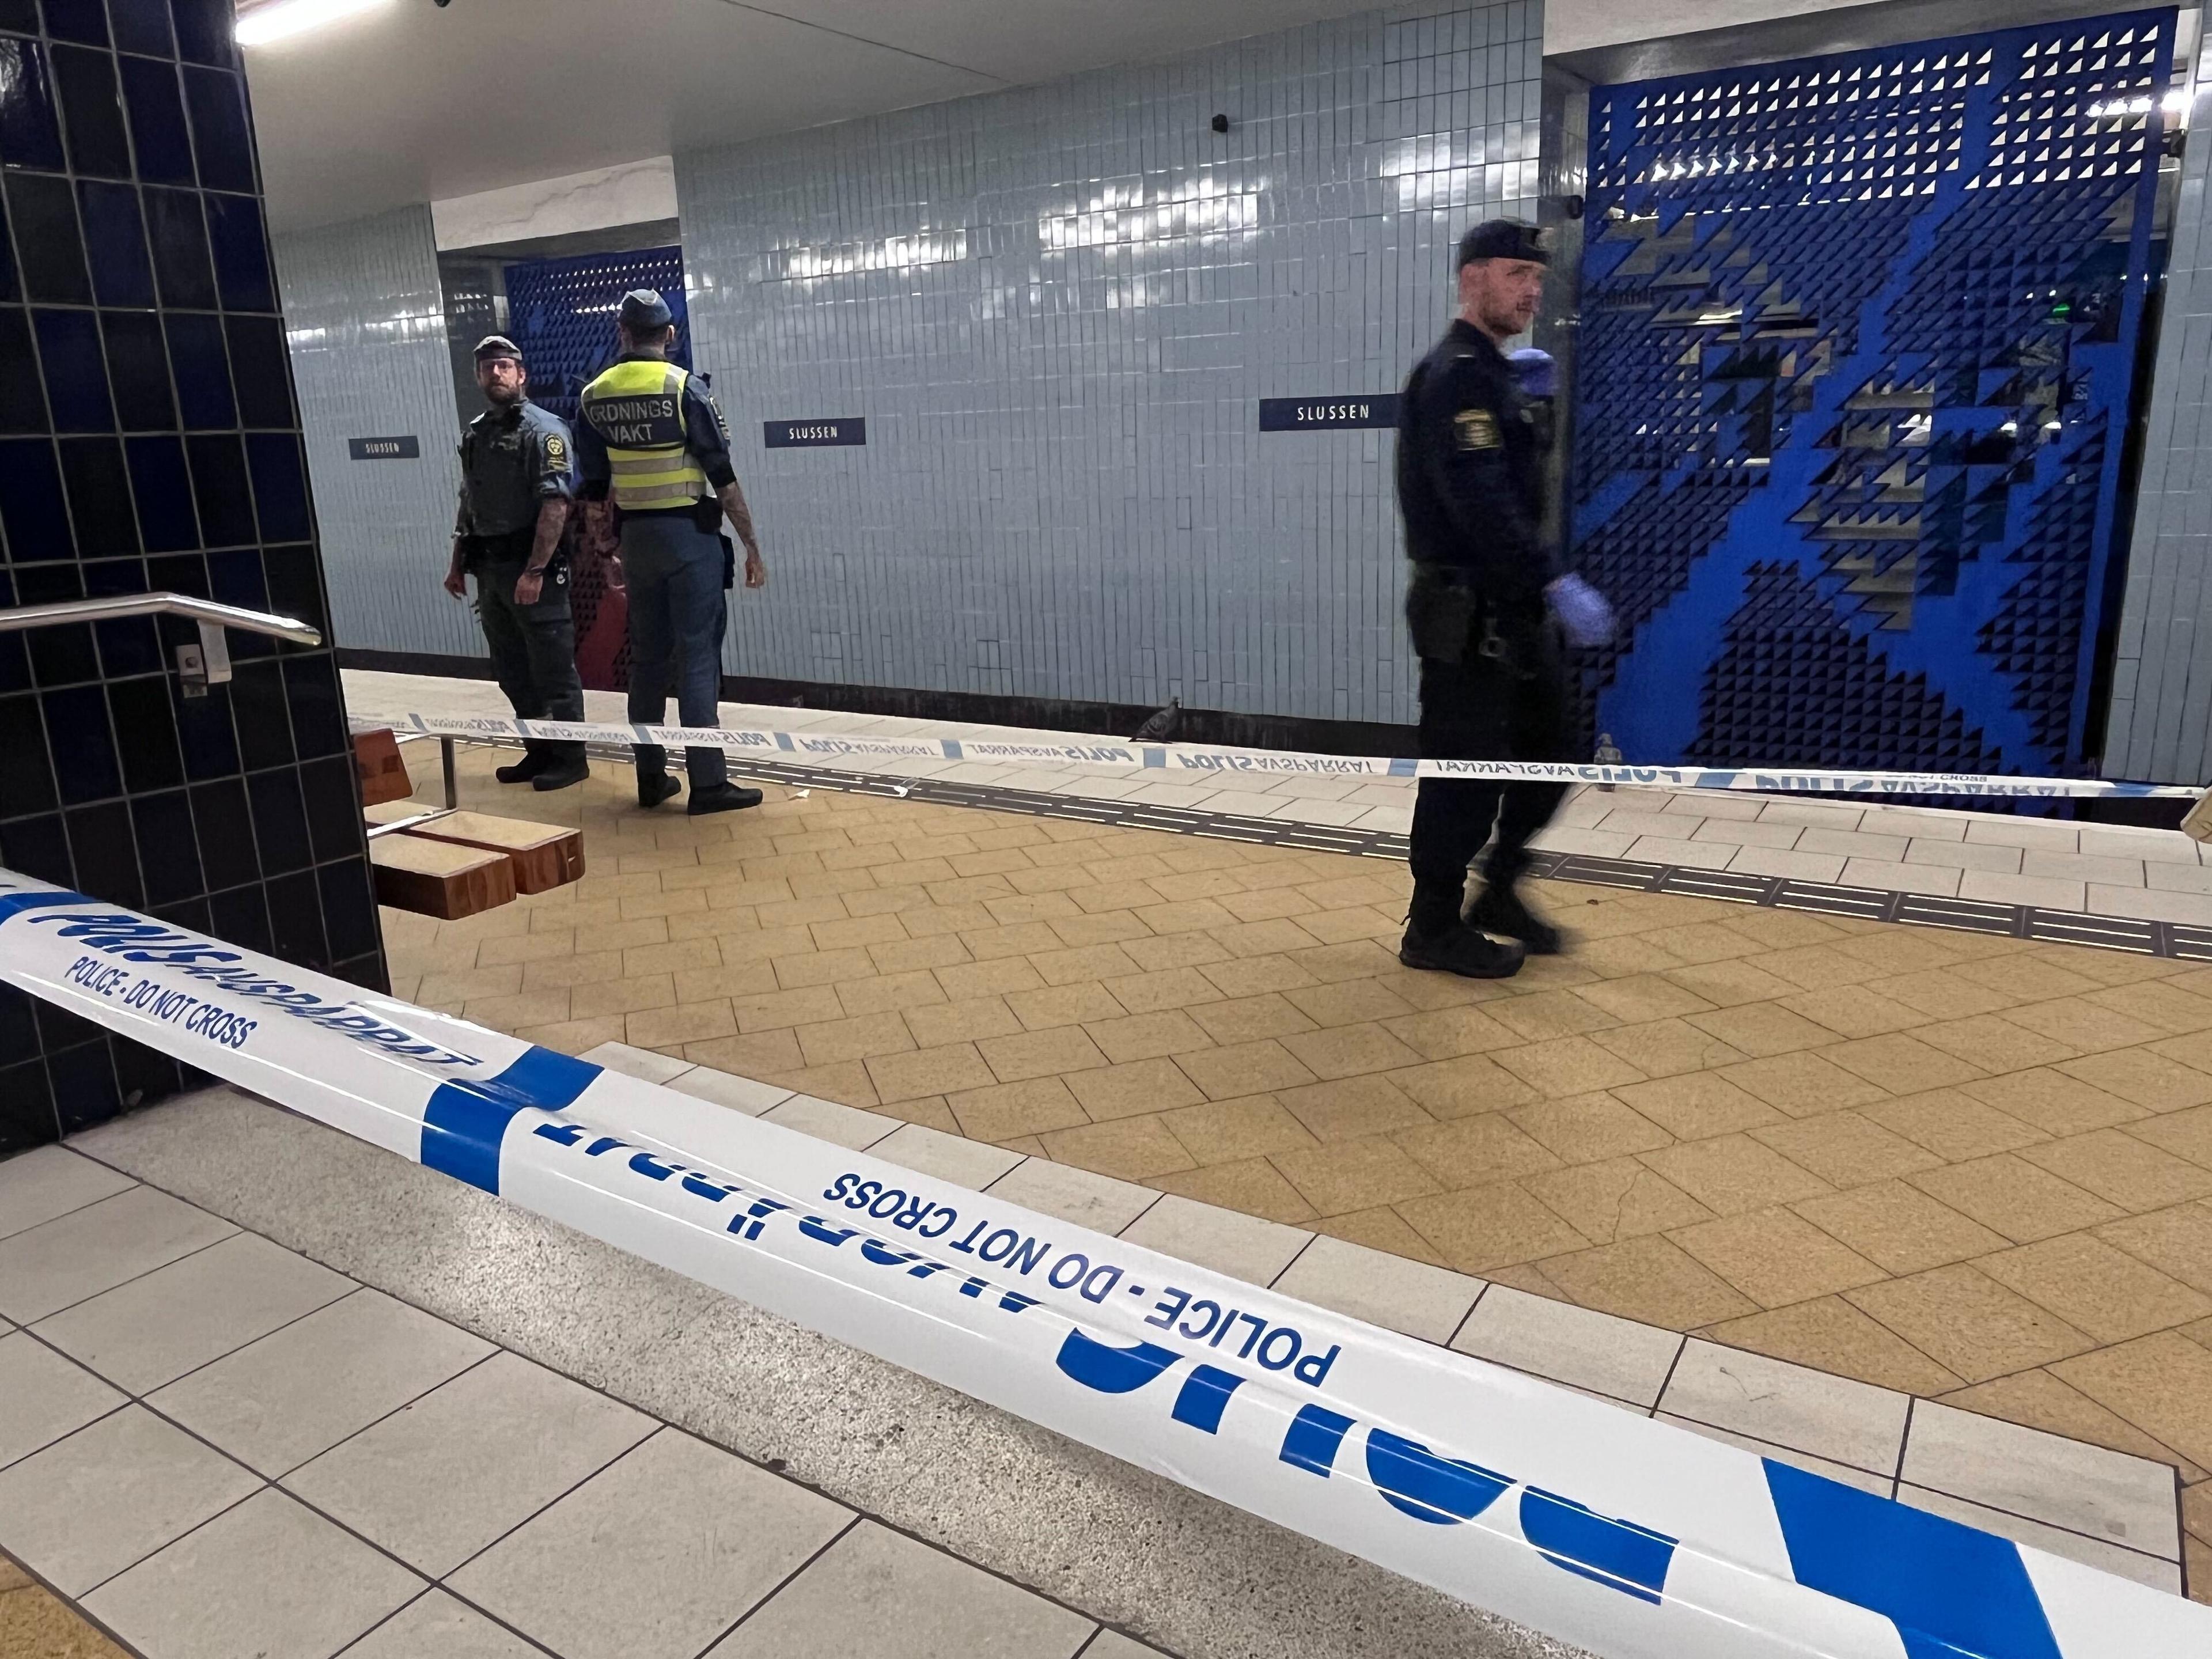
[
  {"left": 501, "top": 245, "right": 690, "bottom": 425},
  {"left": 1570, "top": 12, "right": 2172, "bottom": 777}
]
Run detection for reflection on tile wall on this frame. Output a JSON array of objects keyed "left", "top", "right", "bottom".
[
  {"left": 679, "top": 1, "right": 1542, "bottom": 725},
  {"left": 0, "top": 0, "right": 380, "bottom": 1153},
  {"left": 2104, "top": 24, "right": 2212, "bottom": 784},
  {"left": 274, "top": 203, "right": 477, "bottom": 661}
]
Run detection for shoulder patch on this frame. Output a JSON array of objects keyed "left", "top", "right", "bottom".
[
  {"left": 1453, "top": 408, "right": 1501, "bottom": 451},
  {"left": 543, "top": 432, "right": 569, "bottom": 468}
]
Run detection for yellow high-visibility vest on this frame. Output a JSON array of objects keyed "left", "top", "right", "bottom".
[{"left": 579, "top": 358, "right": 710, "bottom": 511}]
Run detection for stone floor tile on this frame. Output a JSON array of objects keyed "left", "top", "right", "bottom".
[
  {"left": 0, "top": 1406, "right": 260, "bottom": 1595},
  {"left": 283, "top": 1351, "right": 654, "bottom": 1577},
  {"left": 1859, "top": 1089, "right": 2048, "bottom": 1161},
  {"left": 1272, "top": 1075, "right": 1432, "bottom": 1142},
  {"left": 1906, "top": 1155, "right": 2120, "bottom": 1243},
  {"left": 2088, "top": 885, "right": 2212, "bottom": 926},
  {"left": 340, "top": 1590, "right": 544, "bottom": 1658},
  {"left": 1540, "top": 1234, "right": 1759, "bottom": 1328},
  {"left": 2017, "top": 1129, "right": 2212, "bottom": 1211},
  {"left": 1040, "top": 1118, "right": 1196, "bottom": 1183},
  {"left": 1661, "top": 959, "right": 1805, "bottom": 1009},
  {"left": 1914, "top": 1015, "right": 2081, "bottom": 1073},
  {"left": 1714, "top": 1052, "right": 1892, "bottom": 1120},
  {"left": 454, "top": 1431, "right": 853, "bottom": 1659},
  {"left": 1396, "top": 1184, "right": 1592, "bottom": 1277},
  {"left": 1661, "top": 1338, "right": 1908, "bottom": 1475},
  {"left": 665, "top": 1065, "right": 793, "bottom": 1116},
  {"left": 1846, "top": 1264, "right": 2095, "bottom": 1384},
  {"left": 705, "top": 1521, "right": 1091, "bottom": 1659},
  {"left": 1939, "top": 1368, "right": 2206, "bottom": 1481},
  {"left": 1268, "top": 1234, "right": 1482, "bottom": 1342},
  {"left": 1271, "top": 1137, "right": 1442, "bottom": 1215},
  {"left": 1613, "top": 1073, "right": 1782, "bottom": 1139},
  {"left": 1750, "top": 1111, "right": 1942, "bottom": 1188},
  {"left": 2003, "top": 997, "right": 2176, "bottom": 1055},
  {"left": 1700, "top": 1298, "right": 1965, "bottom": 1396},
  {"left": 1491, "top": 1036, "right": 1647, "bottom": 1098},
  {"left": 31, "top": 1232, "right": 351, "bottom": 1396},
  {"left": 1790, "top": 1181, "right": 2009, "bottom": 1277},
  {"left": 1957, "top": 1070, "right": 2146, "bottom": 1137},
  {"left": 1392, "top": 1115, "right": 1561, "bottom": 1189},
  {"left": 0, "top": 1189, "right": 236, "bottom": 1327},
  {"left": 1904, "top": 1400, "right": 2179, "bottom": 1560},
  {"left": 1506, "top": 1093, "right": 1673, "bottom": 1163},
  {"left": 2051, "top": 1331, "right": 2212, "bottom": 1472},
  {"left": 0, "top": 1149, "right": 134, "bottom": 1243},
  {"left": 982, "top": 1158, "right": 1160, "bottom": 1235},
  {"left": 761, "top": 1096, "right": 903, "bottom": 1151},
  {"left": 1119, "top": 1191, "right": 1312, "bottom": 1284},
  {"left": 2098, "top": 1201, "right": 2212, "bottom": 1296},
  {"left": 1172, "top": 1039, "right": 1318, "bottom": 1101},
  {"left": 946, "top": 1077, "right": 1090, "bottom": 1142},
  {"left": 85, "top": 1488, "right": 422, "bottom": 1659},
  {"left": 1146, "top": 1158, "right": 1317, "bottom": 1226},
  {"left": 147, "top": 1290, "right": 493, "bottom": 1478},
  {"left": 1670, "top": 1207, "right": 1888, "bottom": 1309},
  {"left": 1637, "top": 1135, "right": 1833, "bottom": 1217},
  {"left": 869, "top": 1123, "right": 1025, "bottom": 1190},
  {"left": 1681, "top": 1002, "right": 1838, "bottom": 1058},
  {"left": 1450, "top": 1284, "right": 1681, "bottom": 1406},
  {"left": 0, "top": 1330, "right": 124, "bottom": 1471},
  {"left": 1385, "top": 1055, "right": 1541, "bottom": 1118},
  {"left": 864, "top": 1043, "right": 999, "bottom": 1105}
]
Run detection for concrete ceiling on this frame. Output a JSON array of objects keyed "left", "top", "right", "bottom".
[{"left": 243, "top": 0, "right": 1868, "bottom": 233}]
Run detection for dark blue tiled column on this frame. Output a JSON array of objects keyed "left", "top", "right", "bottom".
[{"left": 0, "top": 0, "right": 383, "bottom": 1152}]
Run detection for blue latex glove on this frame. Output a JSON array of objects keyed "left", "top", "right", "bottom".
[
  {"left": 1507, "top": 347, "right": 1557, "bottom": 399},
  {"left": 1547, "top": 574, "right": 1614, "bottom": 648}
]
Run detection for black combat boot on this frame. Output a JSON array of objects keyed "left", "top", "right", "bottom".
[
  {"left": 638, "top": 772, "right": 682, "bottom": 809},
  {"left": 495, "top": 743, "right": 549, "bottom": 784},
  {"left": 1466, "top": 881, "right": 1565, "bottom": 955},
  {"left": 1399, "top": 882, "right": 1525, "bottom": 979},
  {"left": 687, "top": 783, "right": 764, "bottom": 816}
]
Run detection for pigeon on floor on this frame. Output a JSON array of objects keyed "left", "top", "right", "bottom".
[{"left": 1133, "top": 698, "right": 1183, "bottom": 741}]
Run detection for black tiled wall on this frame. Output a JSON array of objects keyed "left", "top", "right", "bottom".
[{"left": 0, "top": 0, "right": 383, "bottom": 1153}]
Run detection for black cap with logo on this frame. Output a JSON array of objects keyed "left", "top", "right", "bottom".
[{"left": 1456, "top": 218, "right": 1554, "bottom": 270}]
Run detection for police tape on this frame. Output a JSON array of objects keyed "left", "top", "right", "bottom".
[
  {"left": 383, "top": 711, "right": 2204, "bottom": 801},
  {"left": 3, "top": 865, "right": 2204, "bottom": 1659}
]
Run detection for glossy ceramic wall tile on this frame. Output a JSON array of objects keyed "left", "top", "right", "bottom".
[
  {"left": 677, "top": 1, "right": 1543, "bottom": 724},
  {"left": 0, "top": 0, "right": 378, "bottom": 1153},
  {"left": 273, "top": 203, "right": 478, "bottom": 661},
  {"left": 2104, "top": 24, "right": 2212, "bottom": 784}
]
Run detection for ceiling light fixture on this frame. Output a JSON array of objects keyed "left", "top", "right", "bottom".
[{"left": 234, "top": 0, "right": 392, "bottom": 47}]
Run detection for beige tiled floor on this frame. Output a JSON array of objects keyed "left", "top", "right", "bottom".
[{"left": 381, "top": 747, "right": 2212, "bottom": 1594}]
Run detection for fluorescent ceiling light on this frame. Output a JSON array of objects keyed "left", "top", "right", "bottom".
[{"left": 234, "top": 0, "right": 392, "bottom": 47}]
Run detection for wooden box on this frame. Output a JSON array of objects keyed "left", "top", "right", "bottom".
[
  {"left": 363, "top": 799, "right": 433, "bottom": 826},
  {"left": 353, "top": 729, "right": 414, "bottom": 808},
  {"left": 370, "top": 833, "right": 516, "bottom": 919},
  {"left": 402, "top": 812, "right": 585, "bottom": 895}
]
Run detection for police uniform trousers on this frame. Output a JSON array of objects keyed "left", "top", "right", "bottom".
[
  {"left": 1406, "top": 573, "right": 1571, "bottom": 897},
  {"left": 621, "top": 512, "right": 730, "bottom": 790},
  {"left": 474, "top": 548, "right": 586, "bottom": 767}
]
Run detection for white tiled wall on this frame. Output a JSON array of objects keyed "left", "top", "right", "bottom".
[
  {"left": 677, "top": 2, "right": 1543, "bottom": 724},
  {"left": 273, "top": 206, "right": 478, "bottom": 663}
]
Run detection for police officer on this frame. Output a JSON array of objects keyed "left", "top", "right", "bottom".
[
  {"left": 574, "top": 290, "right": 767, "bottom": 816},
  {"left": 1396, "top": 218, "right": 1613, "bottom": 978},
  {"left": 443, "top": 334, "right": 589, "bottom": 791}
]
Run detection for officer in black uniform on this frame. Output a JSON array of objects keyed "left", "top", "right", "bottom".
[
  {"left": 443, "top": 334, "right": 589, "bottom": 791},
  {"left": 1396, "top": 218, "right": 1613, "bottom": 978}
]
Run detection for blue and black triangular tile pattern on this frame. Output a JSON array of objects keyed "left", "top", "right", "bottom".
[{"left": 1570, "top": 11, "right": 2171, "bottom": 776}]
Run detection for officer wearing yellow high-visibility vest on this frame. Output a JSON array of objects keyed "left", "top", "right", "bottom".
[{"left": 574, "top": 288, "right": 768, "bottom": 815}]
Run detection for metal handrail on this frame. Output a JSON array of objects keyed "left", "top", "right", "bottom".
[{"left": 0, "top": 592, "right": 322, "bottom": 647}]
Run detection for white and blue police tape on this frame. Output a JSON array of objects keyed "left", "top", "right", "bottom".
[
  {"left": 2, "top": 866, "right": 2205, "bottom": 1659},
  {"left": 387, "top": 711, "right": 2203, "bottom": 801}
]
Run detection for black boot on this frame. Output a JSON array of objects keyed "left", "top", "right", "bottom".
[
  {"left": 687, "top": 783, "right": 763, "bottom": 816},
  {"left": 532, "top": 755, "right": 590, "bottom": 792},
  {"left": 638, "top": 773, "right": 682, "bottom": 809},
  {"left": 495, "top": 743, "right": 549, "bottom": 785},
  {"left": 1467, "top": 881, "right": 1565, "bottom": 955},
  {"left": 1400, "top": 882, "right": 1525, "bottom": 979}
]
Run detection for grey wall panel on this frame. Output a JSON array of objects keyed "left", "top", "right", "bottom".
[
  {"left": 677, "top": 1, "right": 1543, "bottom": 725},
  {"left": 2104, "top": 28, "right": 2212, "bottom": 785},
  {"left": 275, "top": 205, "right": 480, "bottom": 661}
]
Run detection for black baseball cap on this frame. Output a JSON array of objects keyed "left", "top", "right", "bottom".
[
  {"left": 473, "top": 334, "right": 522, "bottom": 361},
  {"left": 618, "top": 289, "right": 674, "bottom": 330},
  {"left": 1457, "top": 218, "right": 1553, "bottom": 269}
]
